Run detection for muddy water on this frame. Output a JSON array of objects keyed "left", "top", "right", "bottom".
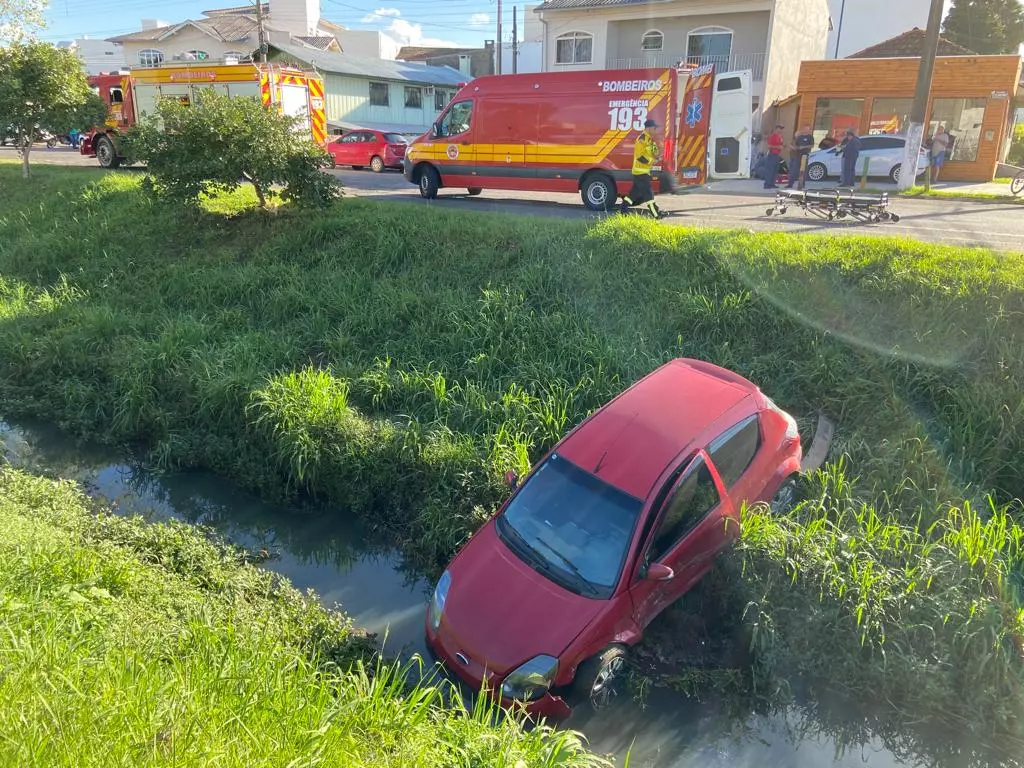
[{"left": 0, "top": 418, "right": 911, "bottom": 768}]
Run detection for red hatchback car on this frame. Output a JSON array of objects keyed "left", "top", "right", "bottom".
[
  {"left": 425, "top": 358, "right": 804, "bottom": 718},
  {"left": 327, "top": 129, "right": 408, "bottom": 172}
]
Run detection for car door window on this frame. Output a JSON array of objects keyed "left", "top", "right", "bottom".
[
  {"left": 647, "top": 456, "right": 721, "bottom": 564},
  {"left": 706, "top": 414, "right": 761, "bottom": 490},
  {"left": 437, "top": 100, "right": 473, "bottom": 137},
  {"left": 341, "top": 133, "right": 359, "bottom": 143}
]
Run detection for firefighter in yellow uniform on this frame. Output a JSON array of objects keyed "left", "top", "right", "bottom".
[{"left": 620, "top": 118, "right": 663, "bottom": 219}]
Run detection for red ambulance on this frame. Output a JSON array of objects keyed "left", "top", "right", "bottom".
[{"left": 402, "top": 66, "right": 752, "bottom": 211}]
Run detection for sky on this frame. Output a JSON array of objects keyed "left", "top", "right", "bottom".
[
  {"left": 38, "top": 0, "right": 510, "bottom": 48},
  {"left": 37, "top": 0, "right": 961, "bottom": 49}
]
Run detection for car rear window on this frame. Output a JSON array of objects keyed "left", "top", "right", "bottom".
[{"left": 383, "top": 133, "right": 408, "bottom": 144}]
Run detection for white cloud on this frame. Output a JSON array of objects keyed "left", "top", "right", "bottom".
[
  {"left": 360, "top": 7, "right": 402, "bottom": 23},
  {"left": 469, "top": 13, "right": 490, "bottom": 27},
  {"left": 380, "top": 18, "right": 459, "bottom": 47}
]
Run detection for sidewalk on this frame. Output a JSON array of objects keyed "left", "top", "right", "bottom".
[{"left": 691, "top": 177, "right": 1014, "bottom": 200}]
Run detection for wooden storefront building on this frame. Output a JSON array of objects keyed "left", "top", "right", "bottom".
[{"left": 790, "top": 54, "right": 1022, "bottom": 182}]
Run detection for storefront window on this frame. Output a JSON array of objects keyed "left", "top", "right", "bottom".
[
  {"left": 869, "top": 98, "right": 912, "bottom": 135},
  {"left": 928, "top": 98, "right": 986, "bottom": 162},
  {"left": 813, "top": 98, "right": 864, "bottom": 144}
]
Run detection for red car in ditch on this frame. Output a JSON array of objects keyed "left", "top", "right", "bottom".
[
  {"left": 326, "top": 129, "right": 408, "bottom": 172},
  {"left": 425, "top": 358, "right": 806, "bottom": 719}
]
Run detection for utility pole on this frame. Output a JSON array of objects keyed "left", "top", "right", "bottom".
[
  {"left": 255, "top": 0, "right": 268, "bottom": 63},
  {"left": 496, "top": 0, "right": 502, "bottom": 75},
  {"left": 833, "top": 0, "right": 845, "bottom": 58},
  {"left": 512, "top": 6, "right": 518, "bottom": 74},
  {"left": 898, "top": 0, "right": 943, "bottom": 191}
]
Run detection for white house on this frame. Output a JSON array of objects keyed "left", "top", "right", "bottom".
[
  {"left": 826, "top": 0, "right": 930, "bottom": 59},
  {"left": 499, "top": 4, "right": 544, "bottom": 73},
  {"left": 533, "top": 0, "right": 830, "bottom": 118},
  {"left": 60, "top": 37, "right": 126, "bottom": 74},
  {"left": 107, "top": 0, "right": 346, "bottom": 67}
]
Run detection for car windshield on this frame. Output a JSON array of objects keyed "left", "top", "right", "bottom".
[
  {"left": 496, "top": 453, "right": 643, "bottom": 598},
  {"left": 384, "top": 133, "right": 408, "bottom": 144}
]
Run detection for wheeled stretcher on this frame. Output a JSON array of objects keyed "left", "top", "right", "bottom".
[{"left": 764, "top": 188, "right": 901, "bottom": 223}]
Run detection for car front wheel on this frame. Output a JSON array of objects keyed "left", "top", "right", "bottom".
[
  {"left": 806, "top": 162, "right": 827, "bottom": 182},
  {"left": 571, "top": 646, "right": 627, "bottom": 712}
]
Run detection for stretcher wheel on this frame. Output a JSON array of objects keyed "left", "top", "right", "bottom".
[
  {"left": 889, "top": 213, "right": 900, "bottom": 223},
  {"left": 780, "top": 207, "right": 788, "bottom": 214},
  {"left": 827, "top": 212, "right": 835, "bottom": 221},
  {"left": 766, "top": 207, "right": 774, "bottom": 216}
]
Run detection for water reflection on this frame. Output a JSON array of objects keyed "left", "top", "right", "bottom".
[{"left": 0, "top": 417, "right": 918, "bottom": 767}]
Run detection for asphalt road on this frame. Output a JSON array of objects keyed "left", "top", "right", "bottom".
[{"left": 11, "top": 146, "right": 1023, "bottom": 251}]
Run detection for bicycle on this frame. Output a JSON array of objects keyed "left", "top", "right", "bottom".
[{"left": 1011, "top": 169, "right": 1024, "bottom": 196}]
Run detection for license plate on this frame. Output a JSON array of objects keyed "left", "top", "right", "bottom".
[{"left": 652, "top": 165, "right": 662, "bottom": 171}]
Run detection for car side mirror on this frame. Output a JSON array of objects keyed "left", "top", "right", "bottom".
[
  {"left": 504, "top": 470, "right": 519, "bottom": 490},
  {"left": 432, "top": 123, "right": 441, "bottom": 139},
  {"left": 645, "top": 562, "right": 675, "bottom": 582}
]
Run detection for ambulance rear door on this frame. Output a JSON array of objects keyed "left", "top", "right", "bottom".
[{"left": 708, "top": 70, "right": 752, "bottom": 178}]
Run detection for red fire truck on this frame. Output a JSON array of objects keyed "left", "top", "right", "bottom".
[
  {"left": 83, "top": 61, "right": 327, "bottom": 168},
  {"left": 403, "top": 65, "right": 753, "bottom": 210}
]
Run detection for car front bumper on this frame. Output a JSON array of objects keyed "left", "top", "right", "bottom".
[
  {"left": 402, "top": 158, "right": 415, "bottom": 183},
  {"left": 424, "top": 622, "right": 573, "bottom": 721}
]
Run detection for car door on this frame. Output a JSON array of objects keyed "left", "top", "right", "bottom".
[
  {"left": 629, "top": 450, "right": 733, "bottom": 629},
  {"left": 333, "top": 132, "right": 359, "bottom": 165}
]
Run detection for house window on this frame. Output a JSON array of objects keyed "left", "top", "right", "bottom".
[
  {"left": 404, "top": 86, "right": 423, "bottom": 109},
  {"left": 369, "top": 82, "right": 389, "bottom": 107},
  {"left": 641, "top": 30, "right": 663, "bottom": 52},
  {"left": 434, "top": 89, "right": 449, "bottom": 111},
  {"left": 686, "top": 26, "right": 732, "bottom": 68},
  {"left": 812, "top": 97, "right": 864, "bottom": 145},
  {"left": 182, "top": 50, "right": 210, "bottom": 60},
  {"left": 870, "top": 97, "right": 912, "bottom": 134},
  {"left": 138, "top": 49, "right": 164, "bottom": 67},
  {"left": 928, "top": 98, "right": 987, "bottom": 162},
  {"left": 555, "top": 32, "right": 593, "bottom": 65},
  {"left": 223, "top": 50, "right": 248, "bottom": 60}
]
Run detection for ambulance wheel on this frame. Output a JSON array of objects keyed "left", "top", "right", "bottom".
[
  {"left": 467, "top": 188, "right": 482, "bottom": 196},
  {"left": 95, "top": 135, "right": 120, "bottom": 169},
  {"left": 581, "top": 173, "right": 616, "bottom": 212},
  {"left": 370, "top": 156, "right": 385, "bottom": 173},
  {"left": 418, "top": 166, "right": 440, "bottom": 200}
]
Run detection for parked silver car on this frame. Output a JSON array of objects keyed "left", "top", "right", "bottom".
[{"left": 805, "top": 135, "right": 930, "bottom": 184}]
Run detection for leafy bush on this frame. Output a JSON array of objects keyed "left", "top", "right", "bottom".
[
  {"left": 126, "top": 90, "right": 338, "bottom": 208},
  {"left": 1008, "top": 123, "right": 1024, "bottom": 167}
]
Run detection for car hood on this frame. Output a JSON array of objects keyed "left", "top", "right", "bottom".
[{"left": 439, "top": 520, "right": 605, "bottom": 678}]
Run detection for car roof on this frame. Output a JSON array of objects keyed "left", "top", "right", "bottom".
[{"left": 556, "top": 359, "right": 759, "bottom": 500}]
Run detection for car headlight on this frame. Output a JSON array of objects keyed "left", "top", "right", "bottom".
[
  {"left": 501, "top": 655, "right": 559, "bottom": 701},
  {"left": 428, "top": 569, "right": 452, "bottom": 632}
]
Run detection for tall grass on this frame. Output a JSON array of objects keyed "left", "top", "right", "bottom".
[
  {"left": 0, "top": 466, "right": 609, "bottom": 767},
  {"left": 2, "top": 162, "right": 1024, "bottom": 761}
]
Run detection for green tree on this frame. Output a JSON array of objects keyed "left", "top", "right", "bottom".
[
  {"left": 942, "top": 0, "right": 1024, "bottom": 55},
  {"left": 0, "top": 0, "right": 47, "bottom": 43},
  {"left": 126, "top": 89, "right": 338, "bottom": 209},
  {"left": 0, "top": 41, "right": 103, "bottom": 178}
]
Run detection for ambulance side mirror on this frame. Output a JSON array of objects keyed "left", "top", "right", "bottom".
[{"left": 431, "top": 122, "right": 441, "bottom": 138}]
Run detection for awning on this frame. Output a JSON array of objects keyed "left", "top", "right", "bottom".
[{"left": 327, "top": 119, "right": 430, "bottom": 137}]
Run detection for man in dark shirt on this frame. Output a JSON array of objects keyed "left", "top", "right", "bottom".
[
  {"left": 838, "top": 128, "right": 861, "bottom": 187},
  {"left": 787, "top": 124, "right": 814, "bottom": 189}
]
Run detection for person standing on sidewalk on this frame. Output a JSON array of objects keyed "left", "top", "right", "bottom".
[
  {"left": 620, "top": 118, "right": 664, "bottom": 219},
  {"left": 787, "top": 124, "right": 814, "bottom": 189},
  {"left": 929, "top": 124, "right": 950, "bottom": 182},
  {"left": 838, "top": 128, "right": 861, "bottom": 187},
  {"left": 763, "top": 124, "right": 784, "bottom": 189}
]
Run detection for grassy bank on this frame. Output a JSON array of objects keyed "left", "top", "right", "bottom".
[
  {"left": 0, "top": 465, "right": 607, "bottom": 766},
  {"left": 2, "top": 162, "right": 1024, "bottom": 762}
]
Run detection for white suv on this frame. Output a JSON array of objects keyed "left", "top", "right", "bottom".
[{"left": 805, "top": 135, "right": 930, "bottom": 184}]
